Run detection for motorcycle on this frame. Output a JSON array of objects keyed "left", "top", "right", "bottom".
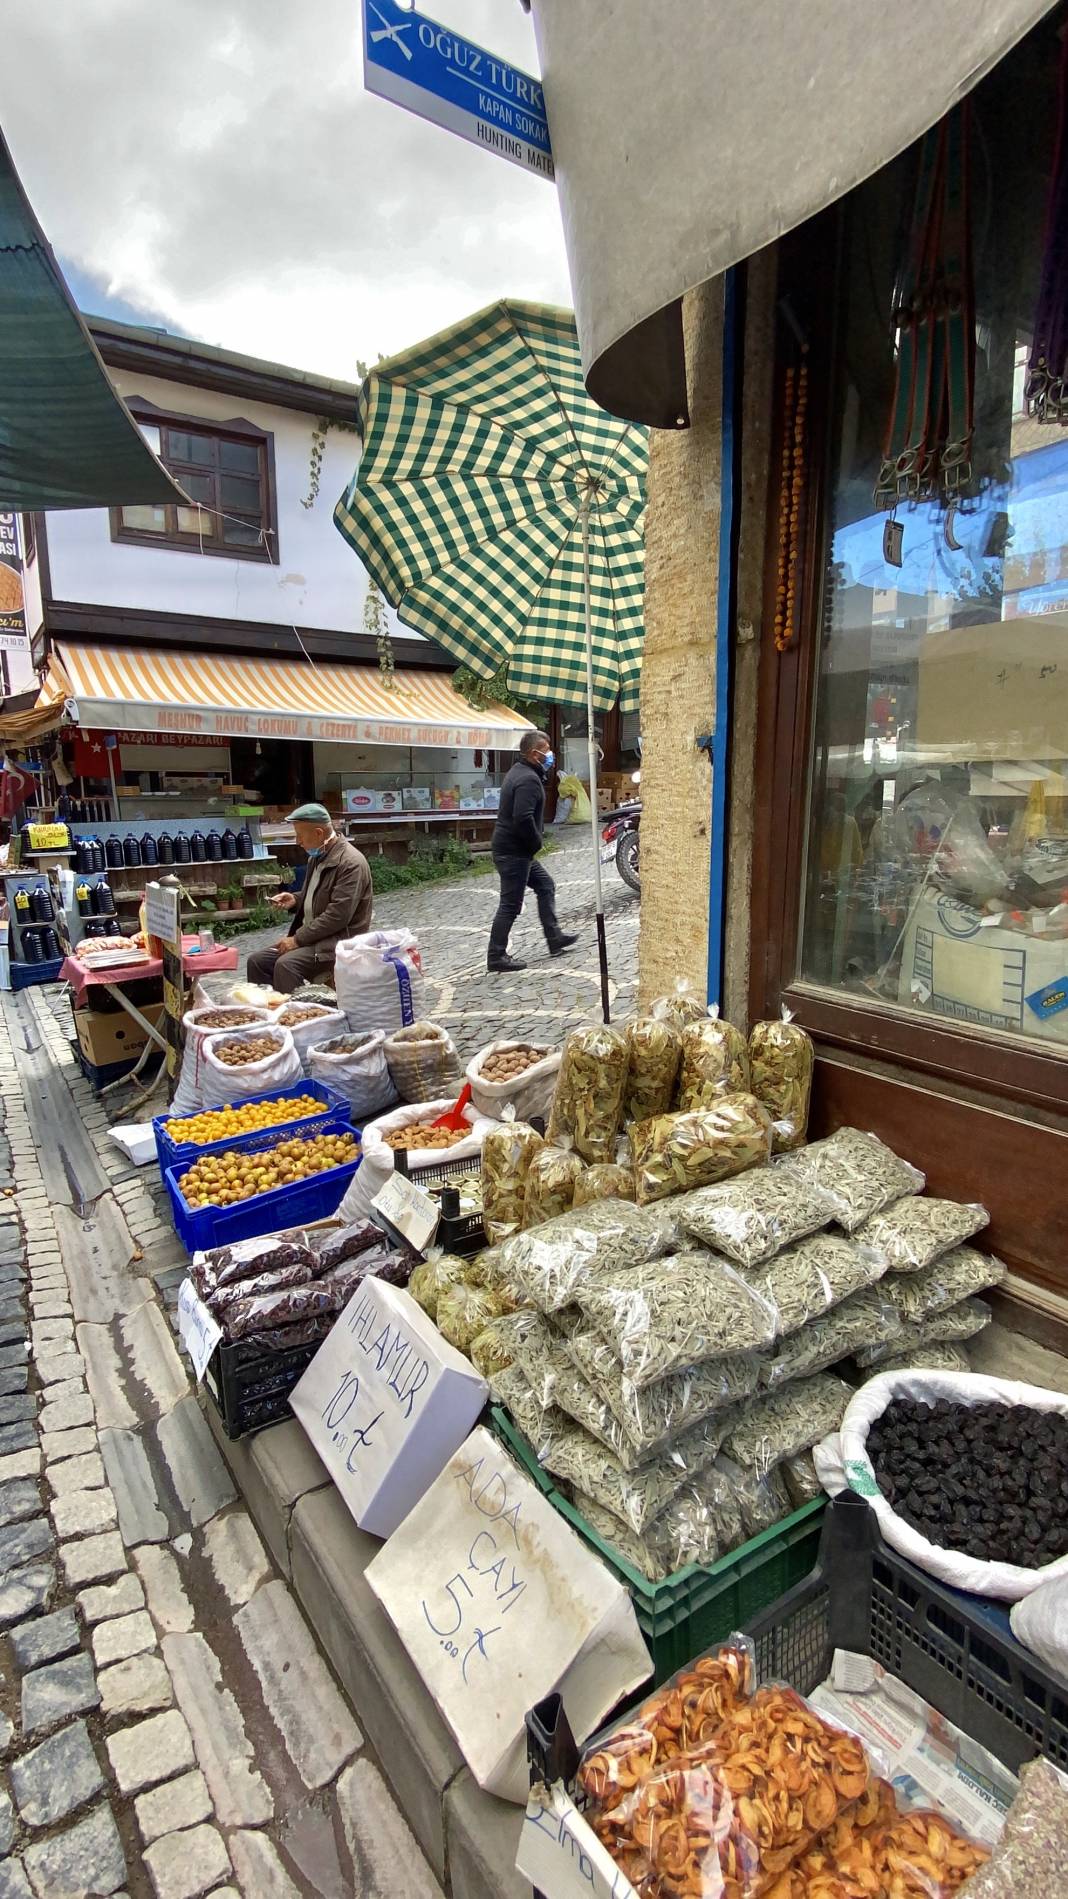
[{"left": 599, "top": 770, "right": 641, "bottom": 893}]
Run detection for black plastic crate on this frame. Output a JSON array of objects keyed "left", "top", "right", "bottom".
[
  {"left": 393, "top": 1149, "right": 485, "bottom": 1255},
  {"left": 526, "top": 1492, "right": 1068, "bottom": 1802},
  {"left": 203, "top": 1332, "right": 325, "bottom": 1440}
]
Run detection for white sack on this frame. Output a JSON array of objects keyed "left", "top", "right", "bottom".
[
  {"left": 308, "top": 1030, "right": 398, "bottom": 1123},
  {"left": 169, "top": 1005, "right": 271, "bottom": 1117},
  {"left": 199, "top": 1025, "right": 303, "bottom": 1110},
  {"left": 278, "top": 1005, "right": 348, "bottom": 1070},
  {"left": 466, "top": 1040, "right": 562, "bottom": 1124},
  {"left": 1009, "top": 1576, "right": 1068, "bottom": 1677},
  {"left": 338, "top": 1097, "right": 493, "bottom": 1225},
  {"left": 334, "top": 929, "right": 425, "bottom": 1036}
]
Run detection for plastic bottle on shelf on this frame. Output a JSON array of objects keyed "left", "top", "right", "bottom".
[
  {"left": 21, "top": 929, "right": 41, "bottom": 965},
  {"left": 92, "top": 881, "right": 115, "bottom": 917},
  {"left": 174, "top": 832, "right": 192, "bottom": 864},
  {"left": 157, "top": 833, "right": 175, "bottom": 866},
  {"left": 73, "top": 838, "right": 92, "bottom": 875},
  {"left": 190, "top": 830, "right": 207, "bottom": 863},
  {"left": 205, "top": 829, "right": 223, "bottom": 861},
  {"left": 90, "top": 837, "right": 106, "bottom": 872},
  {"left": 75, "top": 880, "right": 92, "bottom": 917},
  {"left": 141, "top": 832, "right": 158, "bottom": 867},
  {"left": 122, "top": 833, "right": 142, "bottom": 867},
  {"left": 30, "top": 882, "right": 54, "bottom": 922},
  {"left": 237, "top": 823, "right": 254, "bottom": 859},
  {"left": 105, "top": 835, "right": 124, "bottom": 868},
  {"left": 39, "top": 927, "right": 60, "bottom": 960},
  {"left": 221, "top": 828, "right": 239, "bottom": 861},
  {"left": 13, "top": 886, "right": 31, "bottom": 924}
]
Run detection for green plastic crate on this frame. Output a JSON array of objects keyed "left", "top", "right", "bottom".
[{"left": 489, "top": 1401, "right": 825, "bottom": 1682}]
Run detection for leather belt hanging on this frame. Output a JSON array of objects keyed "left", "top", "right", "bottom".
[
  {"left": 876, "top": 103, "right": 975, "bottom": 508},
  {"left": 1027, "top": 27, "right": 1068, "bottom": 422}
]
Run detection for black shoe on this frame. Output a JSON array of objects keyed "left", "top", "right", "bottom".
[
  {"left": 548, "top": 934, "right": 579, "bottom": 957},
  {"left": 488, "top": 954, "right": 526, "bottom": 972}
]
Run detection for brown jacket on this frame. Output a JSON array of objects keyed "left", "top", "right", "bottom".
[{"left": 292, "top": 833, "right": 373, "bottom": 951}]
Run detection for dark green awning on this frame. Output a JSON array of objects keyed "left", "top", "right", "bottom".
[{"left": 0, "top": 126, "right": 186, "bottom": 511}]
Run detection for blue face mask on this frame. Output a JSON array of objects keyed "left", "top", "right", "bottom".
[
  {"left": 305, "top": 845, "right": 322, "bottom": 859},
  {"left": 541, "top": 750, "right": 555, "bottom": 771}
]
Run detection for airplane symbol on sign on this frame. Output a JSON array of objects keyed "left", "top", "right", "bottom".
[{"left": 369, "top": 4, "right": 414, "bottom": 60}]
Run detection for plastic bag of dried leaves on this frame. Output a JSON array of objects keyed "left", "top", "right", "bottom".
[
  {"left": 468, "top": 1311, "right": 530, "bottom": 1380},
  {"left": 571, "top": 1489, "right": 669, "bottom": 1583},
  {"left": 572, "top": 1158, "right": 635, "bottom": 1206},
  {"left": 521, "top": 1140, "right": 585, "bottom": 1229},
  {"left": 547, "top": 1023, "right": 629, "bottom": 1164},
  {"left": 748, "top": 1009, "right": 815, "bottom": 1151},
  {"left": 781, "top": 1448, "right": 823, "bottom": 1507},
  {"left": 775, "top": 1126, "right": 925, "bottom": 1232},
  {"left": 729, "top": 1456, "right": 795, "bottom": 1537},
  {"left": 749, "top": 1232, "right": 888, "bottom": 1339},
  {"left": 649, "top": 977, "right": 710, "bottom": 1030},
  {"left": 489, "top": 1363, "right": 562, "bottom": 1456},
  {"left": 565, "top": 1321, "right": 761, "bottom": 1460},
  {"left": 502, "top": 1197, "right": 676, "bottom": 1314},
  {"left": 722, "top": 1373, "right": 853, "bottom": 1475},
  {"left": 407, "top": 1251, "right": 468, "bottom": 1320},
  {"left": 856, "top": 1297, "right": 992, "bottom": 1367},
  {"left": 650, "top": 1467, "right": 749, "bottom": 1571},
  {"left": 542, "top": 1407, "right": 731, "bottom": 1533},
  {"left": 761, "top": 1284, "right": 903, "bottom": 1387},
  {"left": 853, "top": 1194, "right": 990, "bottom": 1273},
  {"left": 676, "top": 1164, "right": 835, "bottom": 1268},
  {"left": 435, "top": 1284, "right": 504, "bottom": 1355},
  {"left": 575, "top": 1251, "right": 780, "bottom": 1387},
  {"left": 880, "top": 1245, "right": 1007, "bottom": 1322},
  {"left": 631, "top": 1094, "right": 773, "bottom": 1205},
  {"left": 677, "top": 1011, "right": 751, "bottom": 1109},
  {"left": 511, "top": 1312, "right": 572, "bottom": 1408},
  {"left": 623, "top": 1016, "right": 682, "bottom": 1124},
  {"left": 480, "top": 1108, "right": 544, "bottom": 1245}
]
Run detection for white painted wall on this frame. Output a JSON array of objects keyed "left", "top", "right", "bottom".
[{"left": 41, "top": 368, "right": 412, "bottom": 644}]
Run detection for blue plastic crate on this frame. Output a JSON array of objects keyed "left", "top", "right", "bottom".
[
  {"left": 153, "top": 1079, "right": 350, "bottom": 1174},
  {"left": 165, "top": 1123, "right": 361, "bottom": 1255},
  {"left": 12, "top": 957, "right": 64, "bottom": 990}
]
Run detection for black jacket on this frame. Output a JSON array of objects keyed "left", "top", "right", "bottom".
[{"left": 492, "top": 756, "right": 547, "bottom": 858}]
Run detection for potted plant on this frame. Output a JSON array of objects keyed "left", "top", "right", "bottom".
[{"left": 223, "top": 879, "right": 244, "bottom": 913}]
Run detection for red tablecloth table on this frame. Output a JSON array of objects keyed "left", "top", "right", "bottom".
[{"left": 61, "top": 937, "right": 239, "bottom": 1043}]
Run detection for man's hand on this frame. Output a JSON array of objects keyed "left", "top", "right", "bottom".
[
  {"left": 275, "top": 935, "right": 298, "bottom": 955},
  {"left": 269, "top": 891, "right": 297, "bottom": 911}
]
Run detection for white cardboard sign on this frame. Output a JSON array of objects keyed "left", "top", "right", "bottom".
[
  {"left": 290, "top": 1279, "right": 487, "bottom": 1539},
  {"left": 177, "top": 1278, "right": 222, "bottom": 1383},
  {"left": 517, "top": 1786, "right": 639, "bottom": 1899},
  {"left": 370, "top": 1171, "right": 439, "bottom": 1252},
  {"left": 366, "top": 1426, "right": 651, "bottom": 1802}
]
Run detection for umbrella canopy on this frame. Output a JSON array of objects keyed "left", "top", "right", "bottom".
[
  {"left": 334, "top": 301, "right": 648, "bottom": 713},
  {"left": 0, "top": 126, "right": 185, "bottom": 511}
]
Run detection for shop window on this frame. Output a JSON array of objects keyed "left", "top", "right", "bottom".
[
  {"left": 799, "top": 33, "right": 1068, "bottom": 1056},
  {"left": 110, "top": 411, "right": 276, "bottom": 562}
]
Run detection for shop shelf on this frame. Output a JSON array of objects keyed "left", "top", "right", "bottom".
[
  {"left": 164, "top": 1124, "right": 361, "bottom": 1255},
  {"left": 153, "top": 1078, "right": 351, "bottom": 1173},
  {"left": 203, "top": 1330, "right": 327, "bottom": 1439}
]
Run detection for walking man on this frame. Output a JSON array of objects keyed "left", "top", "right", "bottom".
[{"left": 488, "top": 731, "right": 578, "bottom": 972}]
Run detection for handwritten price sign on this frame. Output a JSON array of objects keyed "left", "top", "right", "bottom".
[
  {"left": 517, "top": 1786, "right": 640, "bottom": 1899},
  {"left": 367, "top": 1426, "right": 650, "bottom": 1802},
  {"left": 290, "top": 1278, "right": 486, "bottom": 1539}
]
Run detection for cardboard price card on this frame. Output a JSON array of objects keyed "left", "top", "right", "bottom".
[
  {"left": 370, "top": 1171, "right": 439, "bottom": 1252},
  {"left": 290, "top": 1279, "right": 487, "bottom": 1539},
  {"left": 176, "top": 1278, "right": 222, "bottom": 1383},
  {"left": 517, "top": 1786, "right": 639, "bottom": 1899},
  {"left": 366, "top": 1426, "right": 650, "bottom": 1803}
]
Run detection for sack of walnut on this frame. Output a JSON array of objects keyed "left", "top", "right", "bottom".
[
  {"left": 466, "top": 1039, "right": 561, "bottom": 1124},
  {"left": 384, "top": 1021, "right": 461, "bottom": 1104}
]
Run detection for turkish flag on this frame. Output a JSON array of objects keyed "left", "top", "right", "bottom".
[{"left": 71, "top": 732, "right": 121, "bottom": 780}]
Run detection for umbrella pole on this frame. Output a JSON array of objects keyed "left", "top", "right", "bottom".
[{"left": 582, "top": 494, "right": 611, "bottom": 1024}]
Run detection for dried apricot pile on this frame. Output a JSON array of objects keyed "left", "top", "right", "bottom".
[
  {"left": 180, "top": 1131, "right": 358, "bottom": 1207},
  {"left": 163, "top": 1095, "right": 324, "bottom": 1146}
]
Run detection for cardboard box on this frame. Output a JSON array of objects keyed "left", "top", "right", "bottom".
[
  {"left": 74, "top": 1002, "right": 164, "bottom": 1066},
  {"left": 899, "top": 891, "right": 1068, "bottom": 1044},
  {"left": 343, "top": 787, "right": 380, "bottom": 814}
]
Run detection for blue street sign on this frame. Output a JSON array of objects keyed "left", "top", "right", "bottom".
[{"left": 362, "top": 1, "right": 554, "bottom": 182}]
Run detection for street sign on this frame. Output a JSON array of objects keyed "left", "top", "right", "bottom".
[{"left": 362, "top": 0, "right": 554, "bottom": 182}]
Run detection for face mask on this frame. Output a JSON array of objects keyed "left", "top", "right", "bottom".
[
  {"left": 305, "top": 847, "right": 321, "bottom": 859},
  {"left": 540, "top": 750, "right": 555, "bottom": 771}
]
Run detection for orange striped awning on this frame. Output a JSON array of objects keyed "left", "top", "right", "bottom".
[{"left": 57, "top": 643, "right": 534, "bottom": 749}]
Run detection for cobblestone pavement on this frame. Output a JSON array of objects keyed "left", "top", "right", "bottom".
[
  {"left": 0, "top": 983, "right": 445, "bottom": 1897},
  {"left": 236, "top": 827, "right": 641, "bottom": 1056}
]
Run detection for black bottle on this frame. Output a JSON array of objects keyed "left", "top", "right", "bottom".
[
  {"left": 237, "top": 823, "right": 254, "bottom": 859},
  {"left": 141, "top": 833, "right": 159, "bottom": 867},
  {"left": 221, "top": 828, "right": 238, "bottom": 861},
  {"left": 92, "top": 881, "right": 115, "bottom": 917},
  {"left": 157, "top": 833, "right": 175, "bottom": 866},
  {"left": 30, "top": 881, "right": 54, "bottom": 922},
  {"left": 174, "top": 832, "right": 192, "bottom": 865},
  {"left": 21, "top": 929, "right": 41, "bottom": 965},
  {"left": 105, "top": 920, "right": 122, "bottom": 938},
  {"left": 190, "top": 830, "right": 207, "bottom": 863},
  {"left": 73, "top": 838, "right": 91, "bottom": 875},
  {"left": 39, "top": 927, "right": 60, "bottom": 960},
  {"left": 90, "top": 837, "right": 106, "bottom": 873},
  {"left": 13, "top": 886, "right": 31, "bottom": 924},
  {"left": 75, "top": 880, "right": 92, "bottom": 917},
  {"left": 122, "top": 834, "right": 142, "bottom": 867},
  {"left": 205, "top": 829, "right": 223, "bottom": 861},
  {"left": 105, "top": 835, "right": 124, "bottom": 868}
]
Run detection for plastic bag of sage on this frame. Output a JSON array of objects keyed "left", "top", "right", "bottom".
[
  {"left": 855, "top": 1295, "right": 992, "bottom": 1366},
  {"left": 624, "top": 1016, "right": 681, "bottom": 1124},
  {"left": 511, "top": 1313, "right": 572, "bottom": 1408},
  {"left": 435, "top": 1284, "right": 505, "bottom": 1356},
  {"left": 542, "top": 1409, "right": 728, "bottom": 1534},
  {"left": 649, "top": 977, "right": 708, "bottom": 1030},
  {"left": 572, "top": 1490, "right": 669, "bottom": 1583},
  {"left": 748, "top": 1231, "right": 888, "bottom": 1340},
  {"left": 880, "top": 1244, "right": 1006, "bottom": 1322},
  {"left": 677, "top": 1011, "right": 750, "bottom": 1109},
  {"left": 573, "top": 1156, "right": 635, "bottom": 1207},
  {"left": 631, "top": 1094, "right": 773, "bottom": 1205},
  {"left": 748, "top": 1010, "right": 815, "bottom": 1151},
  {"left": 774, "top": 1126, "right": 925, "bottom": 1231},
  {"left": 722, "top": 1373, "right": 852, "bottom": 1476},
  {"left": 521, "top": 1140, "right": 585, "bottom": 1229},
  {"left": 565, "top": 1322, "right": 761, "bottom": 1460},
  {"left": 781, "top": 1449, "right": 823, "bottom": 1508},
  {"left": 502, "top": 1197, "right": 677, "bottom": 1315},
  {"left": 675, "top": 1164, "right": 834, "bottom": 1268},
  {"left": 574, "top": 1251, "right": 779, "bottom": 1387},
  {"left": 481, "top": 1108, "right": 544, "bottom": 1245},
  {"left": 547, "top": 1023, "right": 629, "bottom": 1164},
  {"left": 852, "top": 1195, "right": 990, "bottom": 1273},
  {"left": 490, "top": 1364, "right": 563, "bottom": 1456},
  {"left": 760, "top": 1285, "right": 903, "bottom": 1387},
  {"left": 649, "top": 1467, "right": 748, "bottom": 1571},
  {"left": 407, "top": 1251, "right": 468, "bottom": 1320},
  {"left": 723, "top": 1455, "right": 794, "bottom": 1537},
  {"left": 868, "top": 1342, "right": 971, "bottom": 1378}
]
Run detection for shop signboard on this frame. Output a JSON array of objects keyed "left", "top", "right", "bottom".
[
  {"left": 365, "top": 1425, "right": 650, "bottom": 1802},
  {"left": 0, "top": 514, "right": 27, "bottom": 654},
  {"left": 290, "top": 1278, "right": 487, "bottom": 1539},
  {"left": 362, "top": 0, "right": 554, "bottom": 181}
]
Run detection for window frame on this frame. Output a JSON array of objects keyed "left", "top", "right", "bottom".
[
  {"left": 748, "top": 210, "right": 1068, "bottom": 1117},
  {"left": 109, "top": 400, "right": 278, "bottom": 565}
]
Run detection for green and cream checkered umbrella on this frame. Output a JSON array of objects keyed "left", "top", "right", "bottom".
[{"left": 334, "top": 300, "right": 648, "bottom": 714}]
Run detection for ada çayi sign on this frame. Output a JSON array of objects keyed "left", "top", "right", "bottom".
[
  {"left": 518, "top": 1785, "right": 639, "bottom": 1899},
  {"left": 289, "top": 1278, "right": 486, "bottom": 1540},
  {"left": 365, "top": 1425, "right": 650, "bottom": 1802},
  {"left": 362, "top": 0, "right": 554, "bottom": 181}
]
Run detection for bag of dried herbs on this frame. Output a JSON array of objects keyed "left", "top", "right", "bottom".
[
  {"left": 489, "top": 1364, "right": 563, "bottom": 1457},
  {"left": 677, "top": 1010, "right": 751, "bottom": 1109},
  {"left": 575, "top": 1251, "right": 779, "bottom": 1387},
  {"left": 565, "top": 1322, "right": 761, "bottom": 1461},
  {"left": 502, "top": 1197, "right": 677, "bottom": 1314},
  {"left": 722, "top": 1455, "right": 795, "bottom": 1537},
  {"left": 774, "top": 1126, "right": 925, "bottom": 1231},
  {"left": 435, "top": 1284, "right": 505, "bottom": 1356},
  {"left": 880, "top": 1245, "right": 1007, "bottom": 1323},
  {"left": 630, "top": 1094, "right": 773, "bottom": 1205},
  {"left": 572, "top": 1153, "right": 635, "bottom": 1207},
  {"left": 865, "top": 1342, "right": 971, "bottom": 1378},
  {"left": 676, "top": 1164, "right": 835, "bottom": 1267},
  {"left": 781, "top": 1448, "right": 823, "bottom": 1507},
  {"left": 468, "top": 1311, "right": 535, "bottom": 1380},
  {"left": 855, "top": 1296, "right": 992, "bottom": 1367},
  {"left": 481, "top": 1107, "right": 544, "bottom": 1245},
  {"left": 648, "top": 977, "right": 708, "bottom": 1030},
  {"left": 760, "top": 1284, "right": 903, "bottom": 1387},
  {"left": 542, "top": 1407, "right": 730, "bottom": 1534},
  {"left": 649, "top": 1465, "right": 749, "bottom": 1571},
  {"left": 547, "top": 1023, "right": 629, "bottom": 1164},
  {"left": 521, "top": 1140, "right": 585, "bottom": 1229},
  {"left": 407, "top": 1251, "right": 468, "bottom": 1321},
  {"left": 623, "top": 1016, "right": 681, "bottom": 1124},
  {"left": 722, "top": 1373, "right": 853, "bottom": 1475},
  {"left": 571, "top": 1490, "right": 669, "bottom": 1583},
  {"left": 748, "top": 1231, "right": 888, "bottom": 1340},
  {"left": 748, "top": 1009, "right": 814, "bottom": 1151},
  {"left": 512, "top": 1313, "right": 572, "bottom": 1408},
  {"left": 852, "top": 1195, "right": 989, "bottom": 1273}
]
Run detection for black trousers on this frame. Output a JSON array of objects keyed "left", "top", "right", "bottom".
[{"left": 488, "top": 852, "right": 562, "bottom": 963}]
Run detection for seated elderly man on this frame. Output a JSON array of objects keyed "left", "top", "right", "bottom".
[{"left": 247, "top": 802, "right": 372, "bottom": 994}]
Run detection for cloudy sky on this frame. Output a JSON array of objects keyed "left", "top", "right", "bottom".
[{"left": 1, "top": 0, "right": 572, "bottom": 380}]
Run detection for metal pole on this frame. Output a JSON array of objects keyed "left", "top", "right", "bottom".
[
  {"left": 106, "top": 745, "right": 119, "bottom": 823},
  {"left": 582, "top": 492, "right": 611, "bottom": 1024}
]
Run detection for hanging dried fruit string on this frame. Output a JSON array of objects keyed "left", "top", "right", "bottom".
[
  {"left": 1027, "top": 29, "right": 1068, "bottom": 422},
  {"left": 772, "top": 349, "right": 809, "bottom": 652},
  {"left": 875, "top": 103, "right": 975, "bottom": 510}
]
